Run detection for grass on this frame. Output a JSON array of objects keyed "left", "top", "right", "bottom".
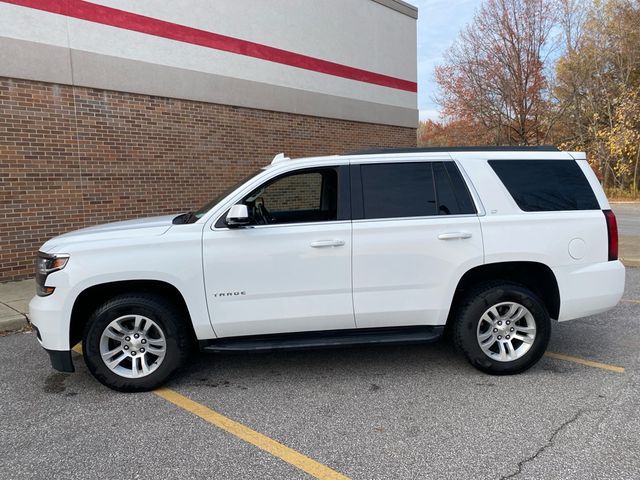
[{"left": 605, "top": 188, "right": 640, "bottom": 202}]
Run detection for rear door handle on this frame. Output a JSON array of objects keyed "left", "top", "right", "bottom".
[
  {"left": 310, "top": 240, "right": 345, "bottom": 248},
  {"left": 438, "top": 232, "right": 472, "bottom": 240}
]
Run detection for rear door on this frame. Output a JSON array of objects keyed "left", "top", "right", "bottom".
[{"left": 351, "top": 159, "right": 484, "bottom": 328}]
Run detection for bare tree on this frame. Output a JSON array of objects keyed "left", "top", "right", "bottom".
[{"left": 435, "top": 0, "right": 557, "bottom": 145}]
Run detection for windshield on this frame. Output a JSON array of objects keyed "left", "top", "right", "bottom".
[{"left": 193, "top": 169, "right": 265, "bottom": 220}]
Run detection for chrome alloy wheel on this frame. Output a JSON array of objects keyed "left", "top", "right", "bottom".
[
  {"left": 99, "top": 315, "right": 167, "bottom": 378},
  {"left": 476, "top": 302, "right": 537, "bottom": 362}
]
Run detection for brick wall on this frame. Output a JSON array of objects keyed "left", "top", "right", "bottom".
[
  {"left": 0, "top": 77, "right": 416, "bottom": 282},
  {"left": 261, "top": 171, "right": 326, "bottom": 211}
]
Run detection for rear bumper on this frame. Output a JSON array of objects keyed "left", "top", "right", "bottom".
[{"left": 554, "top": 260, "right": 625, "bottom": 321}]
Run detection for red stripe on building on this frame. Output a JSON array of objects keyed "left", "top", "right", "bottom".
[{"left": 2, "top": 0, "right": 418, "bottom": 92}]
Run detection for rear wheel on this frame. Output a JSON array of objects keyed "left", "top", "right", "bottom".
[
  {"left": 83, "top": 293, "right": 191, "bottom": 392},
  {"left": 453, "top": 282, "right": 550, "bottom": 375}
]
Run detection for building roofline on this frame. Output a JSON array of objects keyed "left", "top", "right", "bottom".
[{"left": 371, "top": 0, "right": 418, "bottom": 19}]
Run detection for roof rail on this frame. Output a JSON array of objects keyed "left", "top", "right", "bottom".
[{"left": 346, "top": 145, "right": 560, "bottom": 155}]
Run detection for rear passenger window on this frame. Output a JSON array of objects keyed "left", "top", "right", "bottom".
[
  {"left": 360, "top": 162, "right": 475, "bottom": 219},
  {"left": 489, "top": 160, "right": 599, "bottom": 211},
  {"left": 361, "top": 163, "right": 436, "bottom": 219}
]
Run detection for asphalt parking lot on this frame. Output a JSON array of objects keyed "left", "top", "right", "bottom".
[
  {"left": 613, "top": 203, "right": 640, "bottom": 236},
  {"left": 1, "top": 270, "right": 639, "bottom": 479}
]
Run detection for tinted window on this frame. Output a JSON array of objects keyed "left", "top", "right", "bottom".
[
  {"left": 360, "top": 162, "right": 476, "bottom": 219},
  {"left": 433, "top": 162, "right": 476, "bottom": 215},
  {"left": 489, "top": 160, "right": 599, "bottom": 211},
  {"left": 361, "top": 163, "right": 437, "bottom": 219}
]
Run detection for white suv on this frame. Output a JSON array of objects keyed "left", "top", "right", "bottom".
[{"left": 29, "top": 147, "right": 625, "bottom": 391}]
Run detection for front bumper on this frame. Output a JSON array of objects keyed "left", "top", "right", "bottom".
[
  {"left": 30, "top": 321, "right": 75, "bottom": 373},
  {"left": 29, "top": 290, "right": 76, "bottom": 372},
  {"left": 29, "top": 292, "right": 70, "bottom": 351}
]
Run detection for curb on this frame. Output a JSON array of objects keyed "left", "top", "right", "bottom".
[
  {"left": 0, "top": 314, "right": 29, "bottom": 334},
  {"left": 621, "top": 258, "right": 640, "bottom": 268}
]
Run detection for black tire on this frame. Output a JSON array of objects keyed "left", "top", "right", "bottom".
[
  {"left": 82, "top": 293, "right": 191, "bottom": 392},
  {"left": 453, "top": 282, "right": 551, "bottom": 375}
]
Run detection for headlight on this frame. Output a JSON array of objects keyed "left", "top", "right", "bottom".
[{"left": 35, "top": 252, "right": 69, "bottom": 296}]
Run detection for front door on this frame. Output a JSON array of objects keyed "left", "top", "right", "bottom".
[{"left": 203, "top": 166, "right": 355, "bottom": 338}]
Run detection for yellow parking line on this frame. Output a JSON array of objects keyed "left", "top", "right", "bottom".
[
  {"left": 545, "top": 351, "right": 625, "bottom": 373},
  {"left": 154, "top": 388, "right": 350, "bottom": 480},
  {"left": 621, "top": 298, "right": 640, "bottom": 304}
]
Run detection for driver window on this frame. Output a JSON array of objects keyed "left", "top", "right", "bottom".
[
  {"left": 263, "top": 172, "right": 323, "bottom": 212},
  {"left": 244, "top": 168, "right": 338, "bottom": 225}
]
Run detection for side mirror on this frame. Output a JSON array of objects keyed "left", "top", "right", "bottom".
[{"left": 226, "top": 204, "right": 251, "bottom": 227}]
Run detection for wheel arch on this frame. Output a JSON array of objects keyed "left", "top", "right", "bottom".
[
  {"left": 449, "top": 261, "right": 561, "bottom": 321},
  {"left": 69, "top": 280, "right": 196, "bottom": 348}
]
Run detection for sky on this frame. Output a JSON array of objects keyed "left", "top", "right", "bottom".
[{"left": 407, "top": 0, "right": 482, "bottom": 122}]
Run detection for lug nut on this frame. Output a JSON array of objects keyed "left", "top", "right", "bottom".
[
  {"left": 497, "top": 321, "right": 503, "bottom": 326},
  {"left": 497, "top": 335, "right": 502, "bottom": 340},
  {"left": 140, "top": 348, "right": 145, "bottom": 353},
  {"left": 123, "top": 345, "right": 129, "bottom": 350},
  {"left": 506, "top": 320, "right": 511, "bottom": 325},
  {"left": 506, "top": 335, "right": 510, "bottom": 340},
  {"left": 134, "top": 333, "right": 140, "bottom": 339},
  {"left": 493, "top": 328, "right": 498, "bottom": 333},
  {"left": 125, "top": 336, "right": 131, "bottom": 341},
  {"left": 141, "top": 339, "right": 147, "bottom": 344},
  {"left": 131, "top": 351, "right": 137, "bottom": 356},
  {"left": 510, "top": 327, "right": 515, "bottom": 332}
]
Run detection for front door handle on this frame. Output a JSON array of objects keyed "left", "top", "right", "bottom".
[
  {"left": 438, "top": 232, "right": 472, "bottom": 240},
  {"left": 310, "top": 240, "right": 345, "bottom": 248}
]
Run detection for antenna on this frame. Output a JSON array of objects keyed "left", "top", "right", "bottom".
[{"left": 271, "top": 153, "right": 290, "bottom": 165}]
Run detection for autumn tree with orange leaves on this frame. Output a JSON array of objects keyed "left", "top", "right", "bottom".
[
  {"left": 553, "top": 0, "right": 640, "bottom": 194},
  {"left": 418, "top": 119, "right": 492, "bottom": 146},
  {"left": 433, "top": 0, "right": 556, "bottom": 146},
  {"left": 425, "top": 0, "right": 640, "bottom": 195}
]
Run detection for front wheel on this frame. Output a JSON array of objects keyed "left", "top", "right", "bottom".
[
  {"left": 83, "top": 293, "right": 191, "bottom": 392},
  {"left": 453, "top": 282, "right": 551, "bottom": 375}
]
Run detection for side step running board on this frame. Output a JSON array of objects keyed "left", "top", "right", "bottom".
[{"left": 201, "top": 326, "right": 444, "bottom": 353}]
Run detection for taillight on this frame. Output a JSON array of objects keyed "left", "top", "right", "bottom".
[{"left": 603, "top": 210, "right": 618, "bottom": 261}]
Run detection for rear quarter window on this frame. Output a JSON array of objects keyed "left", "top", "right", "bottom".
[{"left": 488, "top": 160, "right": 600, "bottom": 211}]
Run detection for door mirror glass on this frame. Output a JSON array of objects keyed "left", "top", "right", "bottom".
[{"left": 226, "top": 204, "right": 251, "bottom": 227}]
